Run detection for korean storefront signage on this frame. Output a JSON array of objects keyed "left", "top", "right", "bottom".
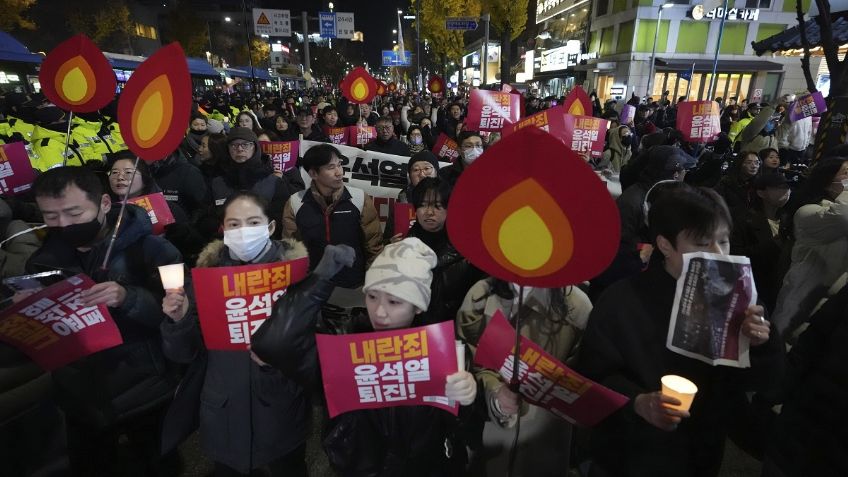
[
  {"left": 536, "top": 0, "right": 589, "bottom": 24},
  {"left": 691, "top": 5, "right": 759, "bottom": 21},
  {"left": 538, "top": 43, "right": 597, "bottom": 73}
]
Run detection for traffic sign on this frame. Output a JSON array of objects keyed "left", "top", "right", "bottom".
[
  {"left": 319, "top": 12, "right": 337, "bottom": 38},
  {"left": 382, "top": 50, "right": 412, "bottom": 67},
  {"left": 445, "top": 17, "right": 479, "bottom": 31},
  {"left": 253, "top": 8, "right": 291, "bottom": 36},
  {"left": 335, "top": 12, "right": 355, "bottom": 39}
]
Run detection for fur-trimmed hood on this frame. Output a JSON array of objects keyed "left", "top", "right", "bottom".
[{"left": 196, "top": 238, "right": 308, "bottom": 268}]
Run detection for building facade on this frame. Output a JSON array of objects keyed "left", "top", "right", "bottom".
[{"left": 582, "top": 0, "right": 821, "bottom": 104}]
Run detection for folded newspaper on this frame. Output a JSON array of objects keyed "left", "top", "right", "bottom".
[{"left": 667, "top": 252, "right": 757, "bottom": 368}]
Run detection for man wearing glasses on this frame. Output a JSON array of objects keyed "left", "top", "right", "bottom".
[{"left": 364, "top": 117, "right": 411, "bottom": 156}]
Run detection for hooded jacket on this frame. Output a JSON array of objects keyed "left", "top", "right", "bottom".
[
  {"left": 25, "top": 205, "right": 182, "bottom": 428},
  {"left": 151, "top": 151, "right": 210, "bottom": 218},
  {"left": 210, "top": 146, "right": 292, "bottom": 228},
  {"left": 251, "top": 275, "right": 465, "bottom": 476},
  {"left": 160, "top": 238, "right": 310, "bottom": 473}
]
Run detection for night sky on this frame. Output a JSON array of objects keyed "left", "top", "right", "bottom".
[{"left": 256, "top": 0, "right": 409, "bottom": 66}]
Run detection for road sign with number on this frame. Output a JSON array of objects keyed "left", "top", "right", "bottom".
[{"left": 445, "top": 17, "right": 479, "bottom": 31}]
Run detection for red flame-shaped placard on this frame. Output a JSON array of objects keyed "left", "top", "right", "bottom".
[
  {"left": 340, "top": 67, "right": 378, "bottom": 104},
  {"left": 428, "top": 74, "right": 445, "bottom": 96},
  {"left": 117, "top": 43, "right": 192, "bottom": 162},
  {"left": 447, "top": 127, "right": 620, "bottom": 287},
  {"left": 376, "top": 81, "right": 387, "bottom": 96},
  {"left": 387, "top": 82, "right": 397, "bottom": 92},
  {"left": 562, "top": 85, "right": 593, "bottom": 117},
  {"left": 39, "top": 34, "right": 116, "bottom": 113}
]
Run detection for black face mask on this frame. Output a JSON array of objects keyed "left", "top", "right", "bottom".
[
  {"left": 51, "top": 214, "right": 103, "bottom": 248},
  {"left": 189, "top": 128, "right": 206, "bottom": 137},
  {"left": 621, "top": 136, "right": 633, "bottom": 147}
]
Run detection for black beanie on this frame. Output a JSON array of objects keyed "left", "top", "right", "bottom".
[{"left": 407, "top": 150, "right": 440, "bottom": 174}]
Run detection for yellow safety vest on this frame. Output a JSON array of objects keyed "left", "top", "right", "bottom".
[
  {"left": 71, "top": 117, "right": 111, "bottom": 163},
  {"left": 102, "top": 119, "right": 128, "bottom": 153},
  {"left": 7, "top": 117, "right": 35, "bottom": 142},
  {"left": 30, "top": 125, "right": 83, "bottom": 171}
]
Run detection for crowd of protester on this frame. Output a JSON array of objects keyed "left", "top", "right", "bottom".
[{"left": 0, "top": 83, "right": 845, "bottom": 477}]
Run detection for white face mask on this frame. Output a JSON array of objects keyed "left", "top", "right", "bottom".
[
  {"left": 411, "top": 136, "right": 423, "bottom": 145},
  {"left": 463, "top": 146, "right": 484, "bottom": 165},
  {"left": 223, "top": 225, "right": 270, "bottom": 262}
]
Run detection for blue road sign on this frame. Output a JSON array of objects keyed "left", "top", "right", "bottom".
[
  {"left": 382, "top": 50, "right": 412, "bottom": 66},
  {"left": 445, "top": 17, "right": 479, "bottom": 31},
  {"left": 319, "top": 12, "right": 336, "bottom": 38}
]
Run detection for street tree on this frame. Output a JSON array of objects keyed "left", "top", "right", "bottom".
[
  {"left": 412, "top": 0, "right": 482, "bottom": 74},
  {"left": 0, "top": 0, "right": 37, "bottom": 31},
  {"left": 481, "top": 0, "right": 529, "bottom": 85},
  {"left": 165, "top": 0, "right": 209, "bottom": 56},
  {"left": 67, "top": 1, "right": 134, "bottom": 53},
  {"left": 796, "top": 0, "right": 848, "bottom": 161}
]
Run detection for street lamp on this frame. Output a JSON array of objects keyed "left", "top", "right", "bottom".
[
  {"left": 392, "top": 29, "right": 397, "bottom": 34},
  {"left": 646, "top": 3, "right": 673, "bottom": 98},
  {"left": 225, "top": 16, "right": 231, "bottom": 22}
]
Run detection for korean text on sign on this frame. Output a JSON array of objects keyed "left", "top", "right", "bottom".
[
  {"left": 260, "top": 141, "right": 299, "bottom": 173},
  {"left": 473, "top": 310, "right": 628, "bottom": 427},
  {"left": 128, "top": 192, "right": 175, "bottom": 235},
  {"left": 191, "top": 258, "right": 309, "bottom": 351},
  {"left": 316, "top": 320, "right": 459, "bottom": 418},
  {"left": 432, "top": 133, "right": 460, "bottom": 162},
  {"left": 467, "top": 89, "right": 521, "bottom": 132},
  {"left": 0, "top": 142, "right": 37, "bottom": 196},
  {"left": 507, "top": 105, "right": 567, "bottom": 143},
  {"left": 564, "top": 115, "right": 607, "bottom": 158},
  {"left": 0, "top": 274, "right": 123, "bottom": 370},
  {"left": 677, "top": 101, "right": 721, "bottom": 143}
]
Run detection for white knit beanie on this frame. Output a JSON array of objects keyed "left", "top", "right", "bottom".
[
  {"left": 363, "top": 238, "right": 438, "bottom": 311},
  {"left": 207, "top": 118, "right": 225, "bottom": 134}
]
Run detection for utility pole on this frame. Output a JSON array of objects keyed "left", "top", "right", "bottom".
[
  {"left": 416, "top": 1, "right": 422, "bottom": 90},
  {"left": 241, "top": 0, "right": 256, "bottom": 91},
  {"left": 302, "top": 11, "right": 311, "bottom": 84},
  {"left": 483, "top": 13, "right": 490, "bottom": 86}
]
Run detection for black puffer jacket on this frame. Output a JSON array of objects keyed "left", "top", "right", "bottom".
[
  {"left": 408, "top": 223, "right": 485, "bottom": 324},
  {"left": 161, "top": 238, "right": 310, "bottom": 473},
  {"left": 251, "top": 276, "right": 464, "bottom": 477},
  {"left": 210, "top": 149, "right": 291, "bottom": 230},
  {"left": 765, "top": 283, "right": 848, "bottom": 476},
  {"left": 25, "top": 205, "right": 181, "bottom": 428}
]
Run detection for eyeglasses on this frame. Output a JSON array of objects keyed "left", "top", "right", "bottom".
[
  {"left": 108, "top": 168, "right": 136, "bottom": 177},
  {"left": 461, "top": 144, "right": 482, "bottom": 150},
  {"left": 229, "top": 141, "right": 255, "bottom": 151},
  {"left": 411, "top": 165, "right": 434, "bottom": 175},
  {"left": 376, "top": 125, "right": 394, "bottom": 131}
]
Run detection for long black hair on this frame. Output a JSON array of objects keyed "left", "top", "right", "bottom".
[{"left": 780, "top": 157, "right": 848, "bottom": 241}]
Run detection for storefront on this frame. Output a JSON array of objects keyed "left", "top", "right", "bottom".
[
  {"left": 461, "top": 40, "right": 501, "bottom": 87},
  {"left": 520, "top": 0, "right": 592, "bottom": 96},
  {"left": 584, "top": 1, "right": 811, "bottom": 104}
]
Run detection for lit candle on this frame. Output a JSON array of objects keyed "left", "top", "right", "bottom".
[
  {"left": 158, "top": 264, "right": 185, "bottom": 290},
  {"left": 455, "top": 340, "right": 465, "bottom": 371},
  {"left": 661, "top": 375, "right": 698, "bottom": 411}
]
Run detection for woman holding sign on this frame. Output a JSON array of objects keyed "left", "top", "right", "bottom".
[
  {"left": 576, "top": 184, "right": 784, "bottom": 477},
  {"left": 457, "top": 278, "right": 592, "bottom": 476},
  {"left": 251, "top": 238, "right": 478, "bottom": 476},
  {"left": 161, "top": 192, "right": 312, "bottom": 476}
]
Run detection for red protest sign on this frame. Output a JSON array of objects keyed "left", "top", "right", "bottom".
[
  {"left": 260, "top": 141, "right": 299, "bottom": 173},
  {"left": 474, "top": 310, "right": 628, "bottom": 426},
  {"left": 676, "top": 100, "right": 721, "bottom": 143},
  {"left": 432, "top": 133, "right": 461, "bottom": 162},
  {"left": 128, "top": 192, "right": 174, "bottom": 235},
  {"left": 191, "top": 258, "right": 309, "bottom": 351},
  {"left": 466, "top": 89, "right": 521, "bottom": 132},
  {"left": 323, "top": 126, "right": 350, "bottom": 145},
  {"left": 0, "top": 274, "right": 123, "bottom": 371},
  {"left": 348, "top": 126, "right": 377, "bottom": 147},
  {"left": 393, "top": 203, "right": 416, "bottom": 237},
  {"left": 506, "top": 105, "right": 567, "bottom": 142},
  {"left": 316, "top": 320, "right": 459, "bottom": 418},
  {"left": 0, "top": 142, "right": 37, "bottom": 196},
  {"left": 563, "top": 115, "right": 608, "bottom": 158}
]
